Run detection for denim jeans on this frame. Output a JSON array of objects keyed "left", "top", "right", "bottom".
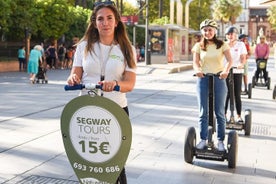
[{"left": 196, "top": 76, "right": 227, "bottom": 141}]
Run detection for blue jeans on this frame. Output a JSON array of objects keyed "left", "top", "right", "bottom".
[{"left": 196, "top": 76, "right": 227, "bottom": 141}]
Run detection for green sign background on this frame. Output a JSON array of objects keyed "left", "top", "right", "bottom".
[{"left": 61, "top": 95, "right": 132, "bottom": 184}]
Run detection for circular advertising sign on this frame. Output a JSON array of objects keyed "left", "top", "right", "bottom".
[{"left": 70, "top": 106, "right": 122, "bottom": 163}]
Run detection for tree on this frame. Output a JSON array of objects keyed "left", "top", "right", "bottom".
[
  {"left": 5, "top": 0, "right": 36, "bottom": 40},
  {"left": 212, "top": 0, "right": 243, "bottom": 25},
  {"left": 189, "top": 0, "right": 213, "bottom": 30},
  {"left": 267, "top": 6, "right": 276, "bottom": 30},
  {"left": 64, "top": 6, "right": 92, "bottom": 45},
  {"left": 34, "top": 0, "right": 75, "bottom": 45},
  {"left": 0, "top": 0, "right": 12, "bottom": 33},
  {"left": 212, "top": 0, "right": 242, "bottom": 37}
]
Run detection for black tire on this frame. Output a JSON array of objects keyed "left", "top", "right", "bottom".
[
  {"left": 227, "top": 130, "right": 238, "bottom": 168},
  {"left": 244, "top": 109, "right": 252, "bottom": 136},
  {"left": 267, "top": 77, "right": 271, "bottom": 90},
  {"left": 252, "top": 76, "right": 256, "bottom": 88},
  {"left": 248, "top": 83, "right": 252, "bottom": 99},
  {"left": 116, "top": 168, "right": 127, "bottom": 184},
  {"left": 273, "top": 85, "right": 276, "bottom": 100},
  {"left": 184, "top": 127, "right": 196, "bottom": 164}
]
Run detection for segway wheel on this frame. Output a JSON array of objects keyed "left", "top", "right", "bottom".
[
  {"left": 184, "top": 127, "right": 196, "bottom": 164},
  {"left": 267, "top": 77, "right": 271, "bottom": 90},
  {"left": 248, "top": 83, "right": 252, "bottom": 99},
  {"left": 244, "top": 109, "right": 252, "bottom": 136},
  {"left": 252, "top": 76, "right": 256, "bottom": 88},
  {"left": 227, "top": 130, "right": 238, "bottom": 168},
  {"left": 273, "top": 85, "right": 276, "bottom": 100}
]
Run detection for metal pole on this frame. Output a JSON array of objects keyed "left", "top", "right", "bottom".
[
  {"left": 133, "top": 25, "right": 136, "bottom": 46},
  {"left": 185, "top": 0, "right": 194, "bottom": 29},
  {"left": 145, "top": 0, "right": 150, "bottom": 65}
]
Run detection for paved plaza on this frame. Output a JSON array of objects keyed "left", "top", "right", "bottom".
[{"left": 0, "top": 58, "right": 275, "bottom": 184}]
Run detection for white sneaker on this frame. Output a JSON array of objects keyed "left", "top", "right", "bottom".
[
  {"left": 217, "top": 141, "right": 225, "bottom": 151},
  {"left": 196, "top": 140, "right": 207, "bottom": 149}
]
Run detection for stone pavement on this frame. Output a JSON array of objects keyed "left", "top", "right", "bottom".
[{"left": 0, "top": 59, "right": 276, "bottom": 184}]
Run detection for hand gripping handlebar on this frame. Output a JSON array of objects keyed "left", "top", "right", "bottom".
[{"left": 64, "top": 83, "right": 120, "bottom": 91}]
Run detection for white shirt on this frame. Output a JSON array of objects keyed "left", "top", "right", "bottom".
[
  {"left": 225, "top": 41, "right": 247, "bottom": 67},
  {"left": 73, "top": 41, "right": 137, "bottom": 107}
]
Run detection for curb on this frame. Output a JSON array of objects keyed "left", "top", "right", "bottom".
[{"left": 136, "top": 62, "right": 193, "bottom": 75}]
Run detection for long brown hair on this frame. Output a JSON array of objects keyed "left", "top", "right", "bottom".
[
  {"left": 200, "top": 35, "right": 224, "bottom": 51},
  {"left": 79, "top": 4, "right": 136, "bottom": 69}
]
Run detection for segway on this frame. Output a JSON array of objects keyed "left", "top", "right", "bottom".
[
  {"left": 226, "top": 68, "right": 252, "bottom": 136},
  {"left": 184, "top": 73, "right": 238, "bottom": 168},
  {"left": 252, "top": 59, "right": 271, "bottom": 90},
  {"left": 61, "top": 84, "right": 131, "bottom": 184}
]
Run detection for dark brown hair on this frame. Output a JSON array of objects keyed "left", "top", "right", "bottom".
[
  {"left": 200, "top": 35, "right": 224, "bottom": 51},
  {"left": 79, "top": 4, "right": 136, "bottom": 68}
]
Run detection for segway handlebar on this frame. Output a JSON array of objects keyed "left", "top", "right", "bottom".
[
  {"left": 193, "top": 72, "right": 222, "bottom": 77},
  {"left": 64, "top": 84, "right": 120, "bottom": 91}
]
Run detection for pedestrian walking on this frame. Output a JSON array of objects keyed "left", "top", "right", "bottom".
[
  {"left": 17, "top": 46, "right": 26, "bottom": 71},
  {"left": 27, "top": 45, "right": 43, "bottom": 83}
]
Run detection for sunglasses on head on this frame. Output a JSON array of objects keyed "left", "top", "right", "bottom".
[{"left": 93, "top": 0, "right": 115, "bottom": 8}]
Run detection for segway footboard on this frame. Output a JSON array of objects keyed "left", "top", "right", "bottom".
[{"left": 195, "top": 148, "right": 226, "bottom": 161}]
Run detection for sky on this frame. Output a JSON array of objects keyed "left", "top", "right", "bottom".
[
  {"left": 125, "top": 0, "right": 138, "bottom": 6},
  {"left": 249, "top": 0, "right": 270, "bottom": 7}
]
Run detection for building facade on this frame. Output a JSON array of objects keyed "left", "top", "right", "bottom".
[{"left": 217, "top": 0, "right": 276, "bottom": 43}]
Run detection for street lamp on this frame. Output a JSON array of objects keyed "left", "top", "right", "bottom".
[{"left": 255, "top": 15, "right": 259, "bottom": 40}]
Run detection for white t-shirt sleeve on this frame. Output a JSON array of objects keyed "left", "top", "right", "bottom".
[{"left": 72, "top": 41, "right": 86, "bottom": 67}]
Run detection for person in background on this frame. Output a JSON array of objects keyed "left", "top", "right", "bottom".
[
  {"left": 192, "top": 19, "right": 232, "bottom": 152},
  {"left": 64, "top": 46, "right": 73, "bottom": 69},
  {"left": 224, "top": 27, "right": 247, "bottom": 122},
  {"left": 46, "top": 43, "right": 58, "bottom": 69},
  {"left": 27, "top": 45, "right": 43, "bottom": 83},
  {"left": 254, "top": 35, "right": 270, "bottom": 83},
  {"left": 58, "top": 43, "right": 66, "bottom": 69},
  {"left": 66, "top": 1, "right": 136, "bottom": 183},
  {"left": 18, "top": 45, "right": 26, "bottom": 71},
  {"left": 239, "top": 34, "right": 251, "bottom": 94}
]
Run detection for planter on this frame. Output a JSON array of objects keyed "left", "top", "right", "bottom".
[{"left": 0, "top": 60, "right": 20, "bottom": 72}]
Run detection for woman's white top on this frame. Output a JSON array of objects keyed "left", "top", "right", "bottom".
[
  {"left": 73, "top": 41, "right": 137, "bottom": 108},
  {"left": 226, "top": 41, "right": 247, "bottom": 67}
]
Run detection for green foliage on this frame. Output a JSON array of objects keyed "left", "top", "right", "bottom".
[
  {"left": 122, "top": 2, "right": 139, "bottom": 16},
  {"left": 65, "top": 6, "right": 92, "bottom": 42},
  {"left": 34, "top": 0, "right": 73, "bottom": 40},
  {"left": 5, "top": 0, "right": 36, "bottom": 40},
  {"left": 267, "top": 6, "right": 276, "bottom": 30},
  {"left": 152, "top": 16, "right": 169, "bottom": 25},
  {"left": 189, "top": 0, "right": 213, "bottom": 30},
  {"left": 212, "top": 0, "right": 243, "bottom": 24},
  {"left": 0, "top": 0, "right": 12, "bottom": 32}
]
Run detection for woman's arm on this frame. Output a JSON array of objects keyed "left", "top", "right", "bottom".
[
  {"left": 221, "top": 49, "right": 233, "bottom": 79},
  {"left": 67, "top": 66, "right": 83, "bottom": 86},
  {"left": 101, "top": 71, "right": 136, "bottom": 92},
  {"left": 193, "top": 52, "right": 204, "bottom": 78}
]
